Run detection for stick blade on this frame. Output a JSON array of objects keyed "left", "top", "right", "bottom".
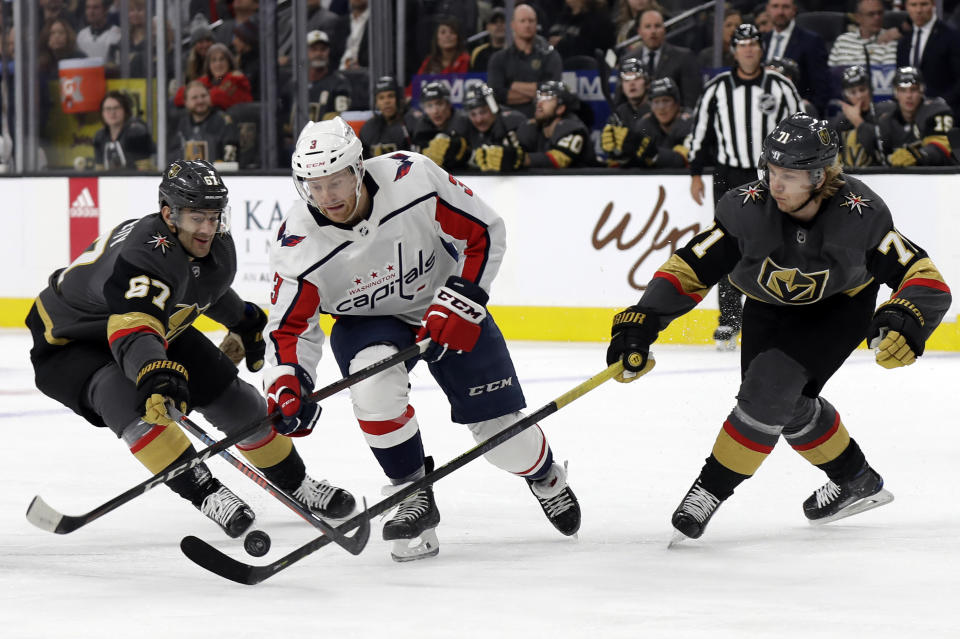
[
  {"left": 26, "top": 495, "right": 70, "bottom": 534},
  {"left": 180, "top": 535, "right": 262, "bottom": 585},
  {"left": 343, "top": 497, "right": 371, "bottom": 554}
]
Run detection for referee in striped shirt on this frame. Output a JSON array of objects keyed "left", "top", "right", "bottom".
[{"left": 687, "top": 23, "right": 801, "bottom": 348}]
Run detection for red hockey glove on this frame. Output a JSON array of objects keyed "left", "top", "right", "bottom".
[
  {"left": 266, "top": 365, "right": 321, "bottom": 436},
  {"left": 416, "top": 276, "right": 489, "bottom": 363}
]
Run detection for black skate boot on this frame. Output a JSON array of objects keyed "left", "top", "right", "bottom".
[
  {"left": 197, "top": 479, "right": 256, "bottom": 538},
  {"left": 803, "top": 465, "right": 894, "bottom": 525},
  {"left": 526, "top": 462, "right": 581, "bottom": 536},
  {"left": 382, "top": 485, "right": 441, "bottom": 562},
  {"left": 671, "top": 479, "right": 723, "bottom": 543},
  {"left": 292, "top": 475, "right": 356, "bottom": 519}
]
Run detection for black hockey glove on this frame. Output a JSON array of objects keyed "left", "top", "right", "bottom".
[
  {"left": 867, "top": 299, "right": 926, "bottom": 369},
  {"left": 136, "top": 360, "right": 190, "bottom": 425},
  {"left": 606, "top": 306, "right": 659, "bottom": 383},
  {"left": 222, "top": 302, "right": 268, "bottom": 372}
]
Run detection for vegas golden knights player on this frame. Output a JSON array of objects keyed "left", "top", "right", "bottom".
[
  {"left": 26, "top": 160, "right": 355, "bottom": 537},
  {"left": 606, "top": 113, "right": 951, "bottom": 540}
]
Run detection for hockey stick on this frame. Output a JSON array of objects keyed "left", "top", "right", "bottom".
[
  {"left": 26, "top": 340, "right": 431, "bottom": 535},
  {"left": 180, "top": 360, "right": 625, "bottom": 585},
  {"left": 177, "top": 415, "right": 369, "bottom": 555},
  {"left": 595, "top": 48, "right": 620, "bottom": 125}
]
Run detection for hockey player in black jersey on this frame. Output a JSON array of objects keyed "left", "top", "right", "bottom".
[
  {"left": 516, "top": 80, "right": 596, "bottom": 168},
  {"left": 465, "top": 82, "right": 527, "bottom": 172},
  {"left": 610, "top": 77, "right": 693, "bottom": 169},
  {"left": 830, "top": 65, "right": 896, "bottom": 167},
  {"left": 359, "top": 76, "right": 420, "bottom": 159},
  {"left": 600, "top": 57, "right": 651, "bottom": 166},
  {"left": 26, "top": 160, "right": 355, "bottom": 538},
  {"left": 848, "top": 66, "right": 956, "bottom": 167},
  {"left": 410, "top": 81, "right": 471, "bottom": 170},
  {"left": 606, "top": 113, "right": 951, "bottom": 541}
]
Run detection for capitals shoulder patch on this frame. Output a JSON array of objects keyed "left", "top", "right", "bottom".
[
  {"left": 390, "top": 152, "right": 414, "bottom": 181},
  {"left": 277, "top": 221, "right": 305, "bottom": 247}
]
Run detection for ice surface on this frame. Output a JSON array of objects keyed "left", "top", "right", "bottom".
[{"left": 1, "top": 329, "right": 958, "bottom": 638}]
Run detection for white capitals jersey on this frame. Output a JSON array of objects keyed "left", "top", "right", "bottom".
[{"left": 263, "top": 151, "right": 506, "bottom": 387}]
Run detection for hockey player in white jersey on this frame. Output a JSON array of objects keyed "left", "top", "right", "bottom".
[{"left": 263, "top": 117, "right": 581, "bottom": 561}]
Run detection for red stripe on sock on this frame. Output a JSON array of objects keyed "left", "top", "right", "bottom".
[
  {"left": 723, "top": 420, "right": 774, "bottom": 454},
  {"left": 128, "top": 424, "right": 167, "bottom": 454},
  {"left": 516, "top": 425, "right": 547, "bottom": 476},
  {"left": 359, "top": 404, "right": 415, "bottom": 436},
  {"left": 791, "top": 411, "right": 841, "bottom": 452}
]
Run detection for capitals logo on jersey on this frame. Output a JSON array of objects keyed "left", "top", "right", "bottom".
[
  {"left": 758, "top": 257, "right": 829, "bottom": 304},
  {"left": 277, "top": 221, "right": 306, "bottom": 247},
  {"left": 390, "top": 153, "right": 414, "bottom": 181}
]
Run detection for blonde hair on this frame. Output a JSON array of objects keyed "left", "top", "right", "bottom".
[{"left": 816, "top": 157, "right": 845, "bottom": 201}]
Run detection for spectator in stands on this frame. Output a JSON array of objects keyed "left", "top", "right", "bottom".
[
  {"left": 77, "top": 0, "right": 121, "bottom": 60},
  {"left": 232, "top": 21, "right": 260, "bottom": 96},
  {"left": 828, "top": 0, "right": 900, "bottom": 67},
  {"left": 172, "top": 81, "right": 238, "bottom": 164},
  {"left": 38, "top": 17, "right": 85, "bottom": 76},
  {"left": 551, "top": 0, "right": 616, "bottom": 62},
  {"left": 360, "top": 75, "right": 420, "bottom": 158},
  {"left": 601, "top": 58, "right": 651, "bottom": 165},
  {"left": 470, "top": 8, "right": 507, "bottom": 72},
  {"left": 761, "top": 0, "right": 829, "bottom": 115},
  {"left": 754, "top": 8, "right": 773, "bottom": 35},
  {"left": 516, "top": 80, "right": 596, "bottom": 169},
  {"left": 698, "top": 8, "right": 742, "bottom": 70},
  {"left": 614, "top": 0, "right": 667, "bottom": 45},
  {"left": 281, "top": 29, "right": 352, "bottom": 140},
  {"left": 185, "top": 25, "right": 215, "bottom": 83},
  {"left": 466, "top": 82, "right": 527, "bottom": 172},
  {"left": 410, "top": 80, "right": 471, "bottom": 169},
  {"left": 896, "top": 0, "right": 960, "bottom": 115},
  {"left": 487, "top": 3, "right": 563, "bottom": 118},
  {"left": 417, "top": 16, "right": 470, "bottom": 76},
  {"left": 211, "top": 0, "right": 259, "bottom": 46},
  {"left": 107, "top": 0, "right": 147, "bottom": 75},
  {"left": 849, "top": 66, "right": 955, "bottom": 167},
  {"left": 337, "top": 0, "right": 370, "bottom": 70},
  {"left": 174, "top": 44, "right": 253, "bottom": 111},
  {"left": 831, "top": 65, "right": 896, "bottom": 166},
  {"left": 40, "top": 0, "right": 80, "bottom": 31},
  {"left": 93, "top": 90, "right": 153, "bottom": 170},
  {"left": 622, "top": 9, "right": 702, "bottom": 108}
]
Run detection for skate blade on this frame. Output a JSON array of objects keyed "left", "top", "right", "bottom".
[
  {"left": 715, "top": 339, "right": 738, "bottom": 351},
  {"left": 808, "top": 489, "right": 895, "bottom": 526},
  {"left": 667, "top": 529, "right": 690, "bottom": 549},
  {"left": 390, "top": 528, "right": 440, "bottom": 562}
]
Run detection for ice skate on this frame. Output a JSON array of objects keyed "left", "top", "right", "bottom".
[
  {"left": 197, "top": 480, "right": 255, "bottom": 538},
  {"left": 527, "top": 462, "right": 581, "bottom": 536},
  {"left": 382, "top": 484, "right": 440, "bottom": 562},
  {"left": 713, "top": 325, "right": 740, "bottom": 351},
  {"left": 292, "top": 475, "right": 356, "bottom": 519},
  {"left": 670, "top": 479, "right": 723, "bottom": 544},
  {"left": 803, "top": 466, "right": 894, "bottom": 525}
]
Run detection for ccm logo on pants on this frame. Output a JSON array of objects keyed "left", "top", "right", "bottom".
[{"left": 469, "top": 377, "right": 514, "bottom": 396}]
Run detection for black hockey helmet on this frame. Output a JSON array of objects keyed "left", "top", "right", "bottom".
[
  {"left": 463, "top": 81, "right": 498, "bottom": 113},
  {"left": 619, "top": 57, "right": 649, "bottom": 80},
  {"left": 420, "top": 80, "right": 451, "bottom": 105},
  {"left": 537, "top": 80, "right": 579, "bottom": 111},
  {"left": 374, "top": 75, "right": 401, "bottom": 98},
  {"left": 841, "top": 65, "right": 869, "bottom": 90},
  {"left": 893, "top": 66, "right": 923, "bottom": 88},
  {"left": 158, "top": 160, "right": 228, "bottom": 211},
  {"left": 649, "top": 77, "right": 680, "bottom": 102},
  {"left": 730, "top": 23, "right": 763, "bottom": 53},
  {"left": 758, "top": 113, "right": 838, "bottom": 184},
  {"left": 767, "top": 57, "right": 800, "bottom": 84}
]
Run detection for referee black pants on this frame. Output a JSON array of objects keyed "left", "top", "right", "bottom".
[{"left": 712, "top": 165, "right": 757, "bottom": 332}]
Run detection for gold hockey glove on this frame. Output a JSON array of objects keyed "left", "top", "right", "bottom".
[
  {"left": 477, "top": 144, "right": 524, "bottom": 171},
  {"left": 888, "top": 146, "right": 921, "bottom": 167},
  {"left": 867, "top": 299, "right": 925, "bottom": 369},
  {"left": 423, "top": 134, "right": 452, "bottom": 166},
  {"left": 136, "top": 360, "right": 190, "bottom": 425},
  {"left": 601, "top": 124, "right": 628, "bottom": 154}
]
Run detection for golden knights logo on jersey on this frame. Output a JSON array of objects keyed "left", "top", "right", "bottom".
[{"left": 758, "top": 257, "right": 829, "bottom": 304}]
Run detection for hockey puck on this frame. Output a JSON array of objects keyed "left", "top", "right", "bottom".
[{"left": 244, "top": 529, "right": 271, "bottom": 557}]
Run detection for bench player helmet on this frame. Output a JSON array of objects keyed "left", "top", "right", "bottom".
[
  {"left": 420, "top": 80, "right": 451, "bottom": 106},
  {"left": 619, "top": 57, "right": 649, "bottom": 81},
  {"left": 758, "top": 112, "right": 839, "bottom": 186},
  {"left": 649, "top": 77, "right": 680, "bottom": 102},
  {"left": 463, "top": 82, "right": 499, "bottom": 114},
  {"left": 730, "top": 23, "right": 763, "bottom": 54},
  {"left": 841, "top": 65, "right": 869, "bottom": 90},
  {"left": 537, "top": 80, "right": 579, "bottom": 112},
  {"left": 767, "top": 57, "right": 800, "bottom": 85},
  {"left": 291, "top": 116, "right": 365, "bottom": 219},
  {"left": 158, "top": 159, "right": 230, "bottom": 231},
  {"left": 893, "top": 66, "right": 923, "bottom": 88},
  {"left": 374, "top": 75, "right": 401, "bottom": 99}
]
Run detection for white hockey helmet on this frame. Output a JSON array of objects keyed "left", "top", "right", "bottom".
[{"left": 291, "top": 117, "right": 365, "bottom": 217}]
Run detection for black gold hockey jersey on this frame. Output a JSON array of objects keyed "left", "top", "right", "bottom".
[
  {"left": 517, "top": 114, "right": 596, "bottom": 168},
  {"left": 848, "top": 98, "right": 955, "bottom": 166},
  {"left": 33, "top": 214, "right": 245, "bottom": 379},
  {"left": 359, "top": 110, "right": 420, "bottom": 159},
  {"left": 631, "top": 110, "right": 693, "bottom": 168},
  {"left": 466, "top": 109, "right": 527, "bottom": 169},
  {"left": 636, "top": 175, "right": 951, "bottom": 344},
  {"left": 410, "top": 111, "right": 473, "bottom": 169}
]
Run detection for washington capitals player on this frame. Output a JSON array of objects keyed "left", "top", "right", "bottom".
[
  {"left": 26, "top": 160, "right": 355, "bottom": 538},
  {"left": 263, "top": 117, "right": 581, "bottom": 561},
  {"left": 606, "top": 113, "right": 951, "bottom": 541}
]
